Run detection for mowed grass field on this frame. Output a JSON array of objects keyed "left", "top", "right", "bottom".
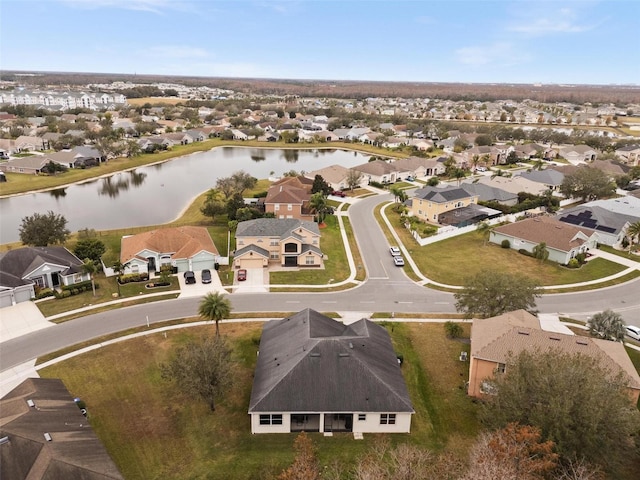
[
  {"left": 40, "top": 321, "right": 479, "bottom": 480},
  {"left": 384, "top": 208, "right": 627, "bottom": 286}
]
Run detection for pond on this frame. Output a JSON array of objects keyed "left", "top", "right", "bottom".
[{"left": 0, "top": 147, "right": 371, "bottom": 244}]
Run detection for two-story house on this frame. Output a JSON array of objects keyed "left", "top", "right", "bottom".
[
  {"left": 264, "top": 176, "right": 314, "bottom": 220},
  {"left": 410, "top": 185, "right": 479, "bottom": 224}
]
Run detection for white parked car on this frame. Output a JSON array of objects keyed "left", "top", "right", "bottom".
[
  {"left": 476, "top": 166, "right": 487, "bottom": 172},
  {"left": 625, "top": 325, "right": 640, "bottom": 341},
  {"left": 389, "top": 246, "right": 401, "bottom": 256}
]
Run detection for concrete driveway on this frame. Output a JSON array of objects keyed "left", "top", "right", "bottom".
[
  {"left": 177, "top": 270, "right": 227, "bottom": 298},
  {"left": 0, "top": 301, "right": 51, "bottom": 343},
  {"left": 233, "top": 268, "right": 268, "bottom": 293}
]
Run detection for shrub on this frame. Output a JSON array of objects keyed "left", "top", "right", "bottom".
[
  {"left": 567, "top": 258, "right": 580, "bottom": 268},
  {"left": 369, "top": 180, "right": 385, "bottom": 189},
  {"left": 501, "top": 239, "right": 511, "bottom": 249},
  {"left": 518, "top": 248, "right": 531, "bottom": 256},
  {"left": 35, "top": 288, "right": 54, "bottom": 300},
  {"left": 422, "top": 226, "right": 437, "bottom": 236},
  {"left": 575, "top": 252, "right": 586, "bottom": 264},
  {"left": 118, "top": 273, "right": 149, "bottom": 284},
  {"left": 62, "top": 290, "right": 71, "bottom": 298},
  {"left": 444, "top": 321, "right": 464, "bottom": 339}
]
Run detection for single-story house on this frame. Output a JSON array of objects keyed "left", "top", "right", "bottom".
[
  {"left": 0, "top": 246, "right": 90, "bottom": 307},
  {"left": 234, "top": 218, "right": 323, "bottom": 269},
  {"left": 0, "top": 156, "right": 50, "bottom": 175},
  {"left": 410, "top": 185, "right": 479, "bottom": 224},
  {"left": 475, "top": 175, "right": 549, "bottom": 196},
  {"left": 248, "top": 309, "right": 414, "bottom": 434},
  {"left": 468, "top": 310, "right": 640, "bottom": 404},
  {"left": 0, "top": 378, "right": 124, "bottom": 479},
  {"left": 616, "top": 144, "right": 640, "bottom": 166},
  {"left": 353, "top": 159, "right": 402, "bottom": 184},
  {"left": 460, "top": 181, "right": 519, "bottom": 206},
  {"left": 490, "top": 216, "right": 598, "bottom": 264},
  {"left": 120, "top": 226, "right": 220, "bottom": 274},
  {"left": 391, "top": 156, "right": 445, "bottom": 178},
  {"left": 305, "top": 164, "right": 366, "bottom": 191},
  {"left": 517, "top": 169, "right": 564, "bottom": 191},
  {"left": 14, "top": 135, "right": 49, "bottom": 152},
  {"left": 557, "top": 196, "right": 640, "bottom": 247},
  {"left": 558, "top": 144, "right": 597, "bottom": 164}
]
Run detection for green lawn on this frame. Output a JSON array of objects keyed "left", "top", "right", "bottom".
[
  {"left": 39, "top": 321, "right": 479, "bottom": 480},
  {"left": 599, "top": 244, "right": 640, "bottom": 261},
  {"left": 270, "top": 214, "right": 350, "bottom": 285},
  {"left": 383, "top": 208, "right": 627, "bottom": 286}
]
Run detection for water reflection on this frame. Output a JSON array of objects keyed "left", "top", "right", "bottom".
[
  {"left": 283, "top": 149, "right": 299, "bottom": 163},
  {"left": 129, "top": 170, "right": 147, "bottom": 187},
  {"left": 250, "top": 149, "right": 266, "bottom": 162},
  {"left": 49, "top": 188, "right": 67, "bottom": 199},
  {"left": 99, "top": 176, "right": 130, "bottom": 198}
]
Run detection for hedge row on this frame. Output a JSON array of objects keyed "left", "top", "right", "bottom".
[
  {"left": 118, "top": 273, "right": 150, "bottom": 284},
  {"left": 54, "top": 282, "right": 99, "bottom": 298}
]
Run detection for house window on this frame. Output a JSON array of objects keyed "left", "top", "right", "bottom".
[
  {"left": 284, "top": 243, "right": 298, "bottom": 253},
  {"left": 287, "top": 204, "right": 292, "bottom": 211},
  {"left": 238, "top": 240, "right": 244, "bottom": 246},
  {"left": 380, "top": 414, "right": 396, "bottom": 425},
  {"left": 358, "top": 414, "right": 366, "bottom": 421},
  {"left": 270, "top": 252, "right": 279, "bottom": 259},
  {"left": 306, "top": 255, "right": 314, "bottom": 265},
  {"left": 274, "top": 204, "right": 280, "bottom": 211},
  {"left": 131, "top": 264, "right": 139, "bottom": 273},
  {"left": 312, "top": 238, "right": 318, "bottom": 245},
  {"left": 270, "top": 239, "right": 279, "bottom": 246},
  {"left": 496, "top": 363, "right": 506, "bottom": 374},
  {"left": 259, "top": 414, "right": 283, "bottom": 425}
]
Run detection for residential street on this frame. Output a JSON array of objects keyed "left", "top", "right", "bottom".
[{"left": 1, "top": 191, "right": 639, "bottom": 374}]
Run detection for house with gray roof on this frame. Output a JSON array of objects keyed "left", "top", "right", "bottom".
[
  {"left": 0, "top": 247, "right": 90, "bottom": 307},
  {"left": 410, "top": 185, "right": 479, "bottom": 224},
  {"left": 615, "top": 144, "right": 640, "bottom": 166},
  {"left": 248, "top": 309, "right": 414, "bottom": 434},
  {"left": 234, "top": 218, "right": 323, "bottom": 269},
  {"left": 353, "top": 159, "right": 402, "bottom": 184},
  {"left": 391, "top": 156, "right": 445, "bottom": 178},
  {"left": 460, "top": 181, "right": 518, "bottom": 206},
  {"left": 0, "top": 378, "right": 124, "bottom": 479},
  {"left": 0, "top": 155, "right": 50, "bottom": 175},
  {"left": 517, "top": 169, "right": 564, "bottom": 191}
]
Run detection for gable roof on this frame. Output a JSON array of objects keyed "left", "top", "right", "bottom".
[
  {"left": 413, "top": 185, "right": 476, "bottom": 203},
  {"left": 471, "top": 310, "right": 640, "bottom": 391},
  {"left": 392, "top": 156, "right": 443, "bottom": 171},
  {"left": 265, "top": 183, "right": 309, "bottom": 205},
  {"left": 249, "top": 309, "right": 414, "bottom": 413},
  {"left": 492, "top": 216, "right": 594, "bottom": 252},
  {"left": 517, "top": 169, "right": 564, "bottom": 186},
  {"left": 460, "top": 182, "right": 518, "bottom": 203},
  {"left": 305, "top": 164, "right": 350, "bottom": 184},
  {"left": 0, "top": 247, "right": 84, "bottom": 288},
  {"left": 120, "top": 226, "right": 218, "bottom": 264},
  {"left": 353, "top": 159, "right": 398, "bottom": 176},
  {"left": 235, "top": 218, "right": 319, "bottom": 238},
  {"left": 557, "top": 202, "right": 639, "bottom": 235},
  {"left": 0, "top": 378, "right": 124, "bottom": 480}
]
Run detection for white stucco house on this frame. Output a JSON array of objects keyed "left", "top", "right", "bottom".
[{"left": 248, "top": 309, "right": 414, "bottom": 434}]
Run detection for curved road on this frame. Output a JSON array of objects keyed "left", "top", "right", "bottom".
[{"left": 1, "top": 193, "right": 639, "bottom": 371}]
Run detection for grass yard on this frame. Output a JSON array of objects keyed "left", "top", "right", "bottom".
[
  {"left": 383, "top": 208, "right": 627, "bottom": 286},
  {"left": 270, "top": 214, "right": 351, "bottom": 285},
  {"left": 39, "top": 320, "right": 479, "bottom": 480}
]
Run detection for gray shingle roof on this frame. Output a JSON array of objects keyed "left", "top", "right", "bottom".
[
  {"left": 460, "top": 182, "right": 517, "bottom": 203},
  {"left": 236, "top": 218, "right": 319, "bottom": 237},
  {"left": 0, "top": 247, "right": 84, "bottom": 288},
  {"left": 249, "top": 309, "right": 414, "bottom": 413},
  {"left": 518, "top": 169, "right": 564, "bottom": 186},
  {"left": 413, "top": 185, "right": 474, "bottom": 203}
]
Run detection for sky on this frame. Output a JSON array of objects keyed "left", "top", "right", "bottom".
[{"left": 1, "top": 0, "right": 639, "bottom": 85}]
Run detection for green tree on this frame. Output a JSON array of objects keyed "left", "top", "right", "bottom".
[
  {"left": 230, "top": 170, "right": 257, "bottom": 195},
  {"left": 19, "top": 211, "right": 70, "bottom": 246},
  {"left": 625, "top": 221, "right": 640, "bottom": 253},
  {"left": 559, "top": 167, "right": 617, "bottom": 201},
  {"left": 73, "top": 238, "right": 106, "bottom": 264},
  {"left": 587, "top": 309, "right": 625, "bottom": 341},
  {"left": 479, "top": 349, "right": 640, "bottom": 471},
  {"left": 531, "top": 242, "right": 549, "bottom": 262},
  {"left": 427, "top": 176, "right": 440, "bottom": 187},
  {"left": 199, "top": 291, "right": 232, "bottom": 337},
  {"left": 444, "top": 321, "right": 463, "bottom": 339},
  {"left": 309, "top": 192, "right": 328, "bottom": 224},
  {"left": 476, "top": 221, "right": 492, "bottom": 246},
  {"left": 346, "top": 169, "right": 363, "bottom": 190},
  {"left": 200, "top": 189, "right": 227, "bottom": 222},
  {"left": 311, "top": 174, "right": 332, "bottom": 195},
  {"left": 161, "top": 335, "right": 234, "bottom": 411},
  {"left": 226, "top": 192, "right": 246, "bottom": 221},
  {"left": 454, "top": 270, "right": 541, "bottom": 318}
]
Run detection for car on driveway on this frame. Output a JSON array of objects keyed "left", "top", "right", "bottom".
[
  {"left": 393, "top": 256, "right": 405, "bottom": 266},
  {"left": 201, "top": 269, "right": 212, "bottom": 284},
  {"left": 389, "top": 246, "right": 401, "bottom": 256},
  {"left": 625, "top": 325, "right": 640, "bottom": 341},
  {"left": 237, "top": 269, "right": 247, "bottom": 281},
  {"left": 183, "top": 271, "right": 196, "bottom": 284},
  {"left": 331, "top": 190, "right": 346, "bottom": 197}
]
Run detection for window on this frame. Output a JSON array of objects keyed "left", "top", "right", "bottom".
[
  {"left": 287, "top": 204, "right": 292, "bottom": 211},
  {"left": 380, "top": 414, "right": 396, "bottom": 425},
  {"left": 270, "top": 252, "right": 279, "bottom": 259},
  {"left": 270, "top": 239, "right": 279, "bottom": 246},
  {"left": 259, "top": 414, "right": 283, "bottom": 425},
  {"left": 496, "top": 362, "right": 506, "bottom": 374},
  {"left": 306, "top": 255, "right": 315, "bottom": 265},
  {"left": 131, "top": 264, "right": 139, "bottom": 273},
  {"left": 312, "top": 238, "right": 318, "bottom": 245},
  {"left": 274, "top": 204, "right": 280, "bottom": 211},
  {"left": 358, "top": 414, "right": 366, "bottom": 421}
]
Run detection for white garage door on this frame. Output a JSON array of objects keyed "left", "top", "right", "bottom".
[
  {"left": 240, "top": 258, "right": 264, "bottom": 269},
  {"left": 191, "top": 258, "right": 214, "bottom": 272},
  {"left": 0, "top": 291, "right": 13, "bottom": 308},
  {"left": 15, "top": 288, "right": 34, "bottom": 304}
]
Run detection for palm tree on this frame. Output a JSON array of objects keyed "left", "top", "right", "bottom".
[
  {"left": 476, "top": 221, "right": 492, "bottom": 246},
  {"left": 81, "top": 259, "right": 97, "bottom": 296},
  {"left": 626, "top": 221, "right": 640, "bottom": 254},
  {"left": 199, "top": 292, "right": 232, "bottom": 337},
  {"left": 309, "top": 192, "right": 328, "bottom": 224}
]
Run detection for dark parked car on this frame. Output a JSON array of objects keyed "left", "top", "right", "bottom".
[
  {"left": 331, "top": 190, "right": 346, "bottom": 197},
  {"left": 237, "top": 269, "right": 247, "bottom": 281},
  {"left": 183, "top": 271, "right": 196, "bottom": 284},
  {"left": 201, "top": 269, "right": 212, "bottom": 284}
]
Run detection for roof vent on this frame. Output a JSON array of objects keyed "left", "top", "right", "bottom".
[
  {"left": 576, "top": 340, "right": 589, "bottom": 346},
  {"left": 27, "top": 399, "right": 35, "bottom": 407},
  {"left": 517, "top": 330, "right": 530, "bottom": 335},
  {"left": 549, "top": 336, "right": 561, "bottom": 341},
  {"left": 349, "top": 342, "right": 353, "bottom": 349},
  {"left": 310, "top": 352, "right": 321, "bottom": 357},
  {"left": 0, "top": 436, "right": 9, "bottom": 445},
  {"left": 44, "top": 433, "right": 52, "bottom": 442},
  {"left": 338, "top": 353, "right": 350, "bottom": 357}
]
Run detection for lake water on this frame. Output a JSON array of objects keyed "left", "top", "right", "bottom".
[{"left": 0, "top": 147, "right": 371, "bottom": 244}]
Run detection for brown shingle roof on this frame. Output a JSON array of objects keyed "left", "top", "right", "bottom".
[
  {"left": 492, "top": 216, "right": 594, "bottom": 252},
  {"left": 471, "top": 311, "right": 640, "bottom": 391},
  {"left": 120, "top": 226, "right": 218, "bottom": 264},
  {"left": 265, "top": 184, "right": 309, "bottom": 205}
]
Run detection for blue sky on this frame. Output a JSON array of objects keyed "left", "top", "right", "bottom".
[{"left": 1, "top": 0, "right": 638, "bottom": 85}]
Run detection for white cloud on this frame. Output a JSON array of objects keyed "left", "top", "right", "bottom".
[
  {"left": 60, "top": 0, "right": 190, "bottom": 14},
  {"left": 455, "top": 42, "right": 529, "bottom": 67},
  {"left": 508, "top": 7, "right": 595, "bottom": 35},
  {"left": 141, "top": 46, "right": 210, "bottom": 59}
]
